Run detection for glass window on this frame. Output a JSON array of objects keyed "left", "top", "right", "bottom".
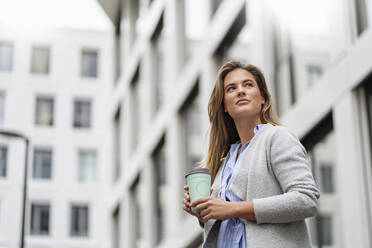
[
  {"left": 70, "top": 205, "right": 89, "bottom": 237},
  {"left": 320, "top": 163, "right": 334, "bottom": 193},
  {"left": 308, "top": 215, "right": 333, "bottom": 246},
  {"left": 271, "top": 0, "right": 331, "bottom": 116},
  {"left": 113, "top": 107, "right": 121, "bottom": 182},
  {"left": 81, "top": 50, "right": 98, "bottom": 78},
  {"left": 112, "top": 206, "right": 120, "bottom": 248},
  {"left": 184, "top": 0, "right": 207, "bottom": 63},
  {"left": 152, "top": 139, "right": 166, "bottom": 244},
  {"left": 78, "top": 150, "right": 97, "bottom": 182},
  {"left": 31, "top": 47, "right": 50, "bottom": 74},
  {"left": 307, "top": 65, "right": 323, "bottom": 88},
  {"left": 33, "top": 149, "right": 52, "bottom": 179},
  {"left": 211, "top": 0, "right": 223, "bottom": 17},
  {"left": 0, "top": 42, "right": 13, "bottom": 72},
  {"left": 73, "top": 100, "right": 91, "bottom": 128},
  {"left": 130, "top": 67, "right": 140, "bottom": 153},
  {"left": 0, "top": 147, "right": 7, "bottom": 177},
  {"left": 131, "top": 176, "right": 142, "bottom": 247},
  {"left": 151, "top": 14, "right": 165, "bottom": 116},
  {"left": 179, "top": 83, "right": 202, "bottom": 174},
  {"left": 355, "top": 0, "right": 372, "bottom": 35},
  {"left": 303, "top": 116, "right": 339, "bottom": 247},
  {"left": 35, "top": 97, "right": 54, "bottom": 126},
  {"left": 0, "top": 93, "right": 5, "bottom": 126},
  {"left": 30, "top": 203, "right": 50, "bottom": 235}
]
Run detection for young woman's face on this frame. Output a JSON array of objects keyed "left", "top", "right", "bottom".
[{"left": 223, "top": 68, "right": 265, "bottom": 121}]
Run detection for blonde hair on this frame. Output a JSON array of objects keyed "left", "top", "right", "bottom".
[{"left": 204, "top": 61, "right": 280, "bottom": 183}]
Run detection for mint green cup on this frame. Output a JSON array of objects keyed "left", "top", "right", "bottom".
[{"left": 185, "top": 168, "right": 211, "bottom": 213}]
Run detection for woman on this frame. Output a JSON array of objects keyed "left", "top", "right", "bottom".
[{"left": 183, "top": 61, "right": 320, "bottom": 248}]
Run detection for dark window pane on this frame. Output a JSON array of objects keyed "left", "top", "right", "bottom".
[
  {"left": 31, "top": 47, "right": 50, "bottom": 74},
  {"left": 321, "top": 164, "right": 334, "bottom": 193},
  {"left": 30, "top": 204, "right": 50, "bottom": 235},
  {"left": 35, "top": 97, "right": 54, "bottom": 126},
  {"left": 70, "top": 205, "right": 89, "bottom": 236},
  {"left": 0, "top": 93, "right": 5, "bottom": 126},
  {"left": 0, "top": 147, "right": 7, "bottom": 177},
  {"left": 74, "top": 100, "right": 91, "bottom": 128},
  {"left": 33, "top": 149, "right": 52, "bottom": 179},
  {"left": 0, "top": 42, "right": 13, "bottom": 72},
  {"left": 81, "top": 50, "right": 98, "bottom": 78},
  {"left": 78, "top": 150, "right": 97, "bottom": 182},
  {"left": 307, "top": 65, "right": 322, "bottom": 88}
]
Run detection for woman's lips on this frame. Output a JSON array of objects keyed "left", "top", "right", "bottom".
[{"left": 236, "top": 99, "right": 250, "bottom": 104}]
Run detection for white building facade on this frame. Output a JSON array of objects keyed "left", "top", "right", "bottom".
[
  {"left": 97, "top": 0, "right": 372, "bottom": 247},
  {"left": 0, "top": 22, "right": 113, "bottom": 248}
]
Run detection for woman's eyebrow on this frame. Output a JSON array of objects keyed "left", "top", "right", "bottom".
[{"left": 224, "top": 79, "right": 254, "bottom": 89}]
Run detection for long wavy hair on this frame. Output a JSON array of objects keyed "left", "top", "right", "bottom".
[{"left": 204, "top": 61, "right": 280, "bottom": 183}]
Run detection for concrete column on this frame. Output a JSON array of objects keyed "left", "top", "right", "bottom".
[{"left": 333, "top": 91, "right": 371, "bottom": 248}]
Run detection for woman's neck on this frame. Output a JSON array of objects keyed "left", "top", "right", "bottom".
[{"left": 234, "top": 117, "right": 262, "bottom": 145}]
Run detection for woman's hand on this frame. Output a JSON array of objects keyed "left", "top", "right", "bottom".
[
  {"left": 191, "top": 197, "right": 235, "bottom": 223},
  {"left": 182, "top": 185, "right": 197, "bottom": 217},
  {"left": 183, "top": 185, "right": 205, "bottom": 225}
]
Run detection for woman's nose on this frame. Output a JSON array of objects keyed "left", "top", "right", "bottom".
[{"left": 237, "top": 86, "right": 246, "bottom": 96}]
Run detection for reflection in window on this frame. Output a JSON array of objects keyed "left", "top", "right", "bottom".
[
  {"left": 30, "top": 203, "right": 50, "bottom": 235},
  {"left": 0, "top": 147, "right": 7, "bottom": 177},
  {"left": 184, "top": 0, "right": 207, "bottom": 63},
  {"left": 73, "top": 100, "right": 91, "bottom": 128},
  {"left": 152, "top": 138, "right": 166, "bottom": 245},
  {"left": 303, "top": 115, "right": 337, "bottom": 247},
  {"left": 31, "top": 47, "right": 50, "bottom": 74},
  {"left": 81, "top": 50, "right": 98, "bottom": 78},
  {"left": 70, "top": 205, "right": 89, "bottom": 237},
  {"left": 33, "top": 148, "right": 52, "bottom": 179},
  {"left": 0, "top": 42, "right": 13, "bottom": 72},
  {"left": 78, "top": 150, "right": 97, "bottom": 182},
  {"left": 35, "top": 97, "right": 54, "bottom": 126}
]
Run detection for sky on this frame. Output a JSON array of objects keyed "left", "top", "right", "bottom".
[{"left": 0, "top": 0, "right": 113, "bottom": 31}]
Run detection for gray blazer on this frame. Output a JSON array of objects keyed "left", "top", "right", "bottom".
[{"left": 203, "top": 124, "right": 320, "bottom": 248}]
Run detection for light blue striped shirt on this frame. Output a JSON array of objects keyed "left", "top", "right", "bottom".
[{"left": 217, "top": 124, "right": 265, "bottom": 248}]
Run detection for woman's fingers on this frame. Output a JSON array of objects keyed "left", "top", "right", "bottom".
[
  {"left": 184, "top": 185, "right": 189, "bottom": 191},
  {"left": 190, "top": 197, "right": 210, "bottom": 207}
]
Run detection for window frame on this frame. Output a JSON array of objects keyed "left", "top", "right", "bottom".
[
  {"left": 30, "top": 202, "right": 51, "bottom": 236},
  {"left": 73, "top": 99, "right": 92, "bottom": 128},
  {"left": 35, "top": 96, "right": 55, "bottom": 127},
  {"left": 30, "top": 46, "right": 50, "bottom": 75},
  {"left": 32, "top": 147, "right": 53, "bottom": 180},
  {"left": 70, "top": 204, "right": 89, "bottom": 237},
  {"left": 80, "top": 49, "right": 99, "bottom": 78},
  {"left": 0, "top": 42, "right": 13, "bottom": 72}
]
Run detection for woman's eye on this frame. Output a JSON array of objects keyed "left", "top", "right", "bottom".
[
  {"left": 227, "top": 87, "right": 235, "bottom": 92},
  {"left": 245, "top": 83, "right": 253, "bottom": 87}
]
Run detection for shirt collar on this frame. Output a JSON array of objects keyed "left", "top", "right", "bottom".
[{"left": 231, "top": 123, "right": 266, "bottom": 148}]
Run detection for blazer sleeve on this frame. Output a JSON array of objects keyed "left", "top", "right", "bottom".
[{"left": 252, "top": 127, "right": 320, "bottom": 224}]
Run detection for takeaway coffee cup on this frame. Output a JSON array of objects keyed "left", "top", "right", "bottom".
[{"left": 185, "top": 168, "right": 211, "bottom": 213}]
